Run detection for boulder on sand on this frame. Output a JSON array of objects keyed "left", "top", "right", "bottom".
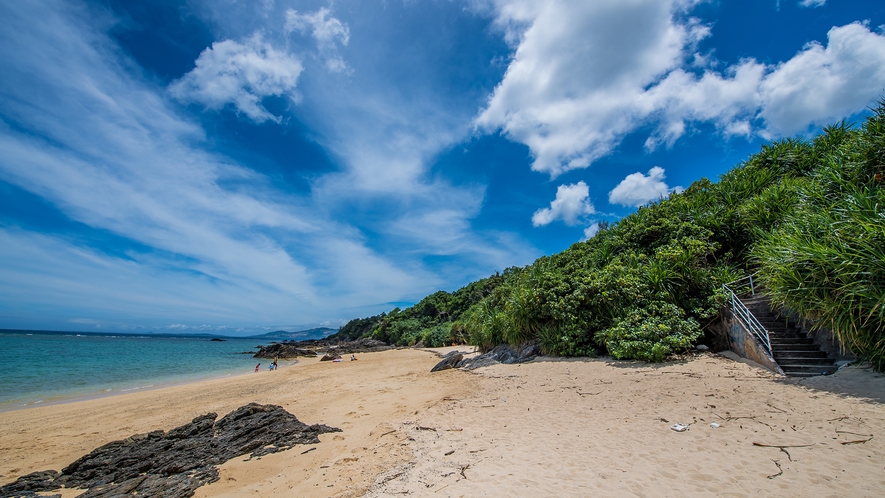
[
  {"left": 430, "top": 351, "right": 464, "bottom": 372},
  {"left": 458, "top": 343, "right": 539, "bottom": 370}
]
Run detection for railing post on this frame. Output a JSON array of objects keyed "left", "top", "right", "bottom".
[{"left": 730, "top": 285, "right": 735, "bottom": 310}]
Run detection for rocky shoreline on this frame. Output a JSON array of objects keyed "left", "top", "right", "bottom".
[
  {"left": 0, "top": 404, "right": 339, "bottom": 498},
  {"left": 252, "top": 337, "right": 394, "bottom": 359}
]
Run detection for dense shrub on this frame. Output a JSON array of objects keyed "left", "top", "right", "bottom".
[
  {"left": 595, "top": 302, "right": 701, "bottom": 362},
  {"left": 754, "top": 108, "right": 885, "bottom": 369},
  {"left": 336, "top": 101, "right": 885, "bottom": 369},
  {"left": 421, "top": 324, "right": 453, "bottom": 348}
]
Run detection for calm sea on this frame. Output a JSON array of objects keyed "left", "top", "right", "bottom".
[{"left": 0, "top": 331, "right": 269, "bottom": 411}]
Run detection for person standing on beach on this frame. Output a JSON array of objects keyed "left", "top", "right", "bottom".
[
  {"left": 272, "top": 357, "right": 278, "bottom": 371},
  {"left": 254, "top": 363, "right": 260, "bottom": 372}
]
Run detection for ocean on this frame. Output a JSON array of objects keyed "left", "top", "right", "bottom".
[{"left": 0, "top": 330, "right": 269, "bottom": 411}]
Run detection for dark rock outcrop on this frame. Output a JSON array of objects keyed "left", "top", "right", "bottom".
[
  {"left": 0, "top": 404, "right": 340, "bottom": 498},
  {"left": 0, "top": 470, "right": 60, "bottom": 497},
  {"left": 319, "top": 353, "right": 341, "bottom": 362},
  {"left": 430, "top": 351, "right": 464, "bottom": 372},
  {"left": 253, "top": 338, "right": 392, "bottom": 359},
  {"left": 458, "top": 343, "right": 539, "bottom": 370}
]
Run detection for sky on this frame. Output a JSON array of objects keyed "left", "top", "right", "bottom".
[{"left": 1, "top": 0, "right": 884, "bottom": 335}]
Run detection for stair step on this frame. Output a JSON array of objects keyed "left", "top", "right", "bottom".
[
  {"left": 775, "top": 357, "right": 835, "bottom": 366},
  {"left": 757, "top": 321, "right": 794, "bottom": 328},
  {"left": 758, "top": 324, "right": 796, "bottom": 331},
  {"left": 735, "top": 291, "right": 835, "bottom": 378},
  {"left": 769, "top": 338, "right": 815, "bottom": 345},
  {"left": 740, "top": 296, "right": 770, "bottom": 303},
  {"left": 774, "top": 351, "right": 830, "bottom": 359},
  {"left": 771, "top": 343, "right": 820, "bottom": 353},
  {"left": 780, "top": 364, "right": 837, "bottom": 376}
]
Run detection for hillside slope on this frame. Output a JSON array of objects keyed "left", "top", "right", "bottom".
[{"left": 338, "top": 102, "right": 885, "bottom": 370}]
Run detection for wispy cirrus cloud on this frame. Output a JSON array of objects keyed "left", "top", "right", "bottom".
[
  {"left": 0, "top": 0, "right": 433, "bottom": 332},
  {"left": 285, "top": 7, "right": 351, "bottom": 73},
  {"left": 799, "top": 0, "right": 826, "bottom": 8},
  {"left": 190, "top": 0, "right": 540, "bottom": 274},
  {"left": 0, "top": 0, "right": 540, "bottom": 333}
]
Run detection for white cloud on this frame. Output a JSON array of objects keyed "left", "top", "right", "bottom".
[
  {"left": 177, "top": 1, "right": 544, "bottom": 294},
  {"left": 285, "top": 7, "right": 350, "bottom": 73},
  {"left": 477, "top": 0, "right": 885, "bottom": 177},
  {"left": 285, "top": 7, "right": 349, "bottom": 48},
  {"left": 169, "top": 33, "right": 302, "bottom": 122},
  {"left": 476, "top": 0, "right": 705, "bottom": 177},
  {"left": 758, "top": 22, "right": 885, "bottom": 136},
  {"left": 608, "top": 167, "right": 682, "bottom": 207},
  {"left": 0, "top": 0, "right": 439, "bottom": 329},
  {"left": 582, "top": 222, "right": 600, "bottom": 240},
  {"left": 799, "top": 0, "right": 826, "bottom": 8},
  {"left": 532, "top": 181, "right": 595, "bottom": 227},
  {"left": 0, "top": 0, "right": 541, "bottom": 332}
]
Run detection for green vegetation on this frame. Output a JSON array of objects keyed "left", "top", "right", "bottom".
[
  {"left": 754, "top": 110, "right": 885, "bottom": 370},
  {"left": 337, "top": 102, "right": 885, "bottom": 370}
]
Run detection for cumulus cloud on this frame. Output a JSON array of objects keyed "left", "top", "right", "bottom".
[
  {"left": 799, "top": 0, "right": 826, "bottom": 8},
  {"left": 477, "top": 0, "right": 885, "bottom": 177},
  {"left": 582, "top": 222, "right": 600, "bottom": 240},
  {"left": 532, "top": 181, "right": 595, "bottom": 227},
  {"left": 169, "top": 33, "right": 302, "bottom": 122},
  {"left": 758, "top": 22, "right": 885, "bottom": 137},
  {"left": 608, "top": 167, "right": 682, "bottom": 207},
  {"left": 285, "top": 7, "right": 350, "bottom": 73}
]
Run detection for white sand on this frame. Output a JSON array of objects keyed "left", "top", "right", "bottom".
[{"left": 1, "top": 348, "right": 883, "bottom": 497}]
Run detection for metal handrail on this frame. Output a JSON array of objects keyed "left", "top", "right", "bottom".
[
  {"left": 724, "top": 273, "right": 756, "bottom": 296},
  {"left": 723, "top": 280, "right": 771, "bottom": 355}
]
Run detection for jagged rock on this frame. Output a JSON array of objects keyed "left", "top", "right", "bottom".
[
  {"left": 0, "top": 470, "right": 59, "bottom": 497},
  {"left": 459, "top": 343, "right": 539, "bottom": 370},
  {"left": 320, "top": 353, "right": 342, "bottom": 361},
  {"left": 430, "top": 351, "right": 464, "bottom": 372},
  {"left": 254, "top": 338, "right": 392, "bottom": 359},
  {"left": 0, "top": 404, "right": 340, "bottom": 498}
]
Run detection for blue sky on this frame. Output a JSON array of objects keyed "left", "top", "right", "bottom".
[{"left": 1, "top": 0, "right": 884, "bottom": 335}]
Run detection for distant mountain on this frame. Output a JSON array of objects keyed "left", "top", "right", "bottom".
[{"left": 247, "top": 327, "right": 337, "bottom": 341}]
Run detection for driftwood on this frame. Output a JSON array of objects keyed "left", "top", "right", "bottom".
[{"left": 753, "top": 442, "right": 814, "bottom": 448}]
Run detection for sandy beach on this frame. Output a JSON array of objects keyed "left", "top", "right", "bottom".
[{"left": 1, "top": 348, "right": 884, "bottom": 497}]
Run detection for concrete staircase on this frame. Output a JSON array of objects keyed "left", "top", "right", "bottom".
[{"left": 740, "top": 295, "right": 836, "bottom": 377}]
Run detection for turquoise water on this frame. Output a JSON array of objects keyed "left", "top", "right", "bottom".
[{"left": 0, "top": 331, "right": 267, "bottom": 410}]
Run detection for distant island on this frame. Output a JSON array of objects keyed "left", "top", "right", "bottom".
[
  {"left": 247, "top": 328, "right": 337, "bottom": 341},
  {"left": 0, "top": 327, "right": 338, "bottom": 342}
]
